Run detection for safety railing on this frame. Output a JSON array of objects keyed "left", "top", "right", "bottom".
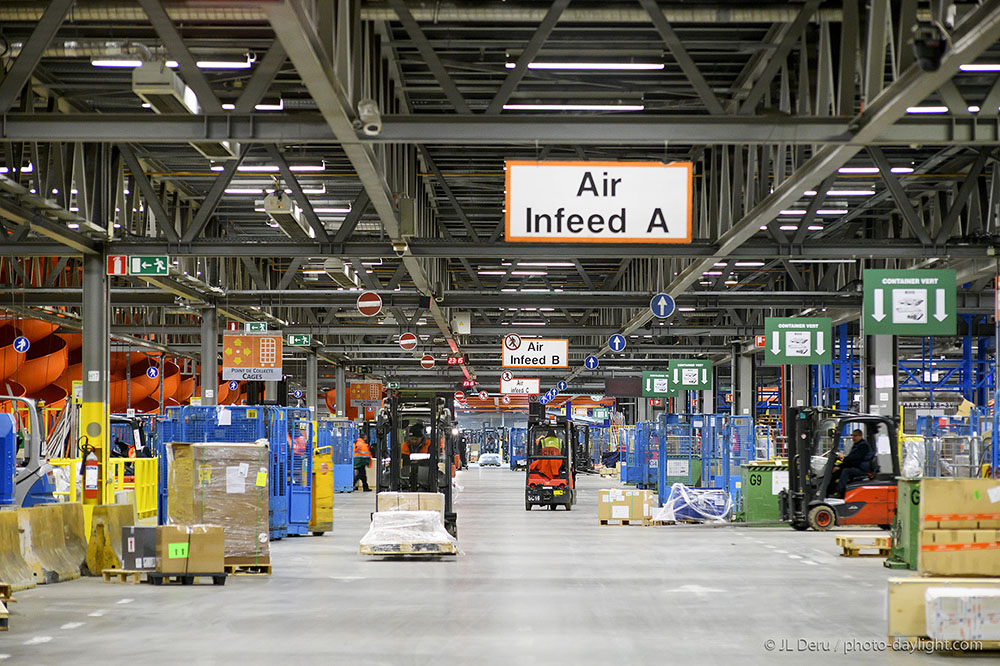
[
  {"left": 48, "top": 456, "right": 81, "bottom": 503},
  {"left": 108, "top": 457, "right": 159, "bottom": 519}
]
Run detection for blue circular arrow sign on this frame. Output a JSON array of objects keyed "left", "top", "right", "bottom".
[
  {"left": 557, "top": 380, "right": 567, "bottom": 391},
  {"left": 540, "top": 396, "right": 549, "bottom": 405},
  {"left": 228, "top": 380, "right": 239, "bottom": 391},
  {"left": 293, "top": 390, "right": 303, "bottom": 399},
  {"left": 145, "top": 366, "right": 159, "bottom": 379},
  {"left": 650, "top": 293, "right": 676, "bottom": 319},
  {"left": 12, "top": 336, "right": 29, "bottom": 353},
  {"left": 608, "top": 334, "right": 627, "bottom": 352},
  {"left": 584, "top": 355, "right": 600, "bottom": 370}
]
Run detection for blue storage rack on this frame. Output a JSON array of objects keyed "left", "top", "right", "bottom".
[
  {"left": 318, "top": 419, "right": 358, "bottom": 492},
  {"left": 508, "top": 427, "right": 526, "bottom": 469},
  {"left": 283, "top": 407, "right": 314, "bottom": 535}
]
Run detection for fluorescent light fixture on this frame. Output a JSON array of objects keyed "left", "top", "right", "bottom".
[
  {"left": 724, "top": 280, "right": 738, "bottom": 285},
  {"left": 91, "top": 58, "right": 143, "bottom": 68},
  {"left": 302, "top": 269, "right": 327, "bottom": 274},
  {"left": 678, "top": 307, "right": 696, "bottom": 312},
  {"left": 703, "top": 270, "right": 722, "bottom": 276},
  {"left": 759, "top": 226, "right": 767, "bottom": 230},
  {"left": 825, "top": 190, "right": 875, "bottom": 196},
  {"left": 779, "top": 209, "right": 807, "bottom": 215},
  {"left": 224, "top": 187, "right": 263, "bottom": 194},
  {"left": 511, "top": 270, "right": 547, "bottom": 276},
  {"left": 254, "top": 99, "right": 284, "bottom": 111},
  {"left": 789, "top": 259, "right": 856, "bottom": 263},
  {"left": 713, "top": 262, "right": 728, "bottom": 267},
  {"left": 959, "top": 63, "right": 1000, "bottom": 71},
  {"left": 502, "top": 103, "right": 644, "bottom": 111},
  {"left": 807, "top": 225, "right": 824, "bottom": 231},
  {"left": 2, "top": 163, "right": 35, "bottom": 174},
  {"left": 235, "top": 165, "right": 280, "bottom": 172},
  {"left": 733, "top": 261, "right": 765, "bottom": 267},
  {"left": 506, "top": 62, "right": 664, "bottom": 71},
  {"left": 211, "top": 162, "right": 324, "bottom": 173},
  {"left": 890, "top": 167, "right": 914, "bottom": 174},
  {"left": 477, "top": 270, "right": 506, "bottom": 275},
  {"left": 67, "top": 223, "right": 80, "bottom": 229},
  {"left": 501, "top": 261, "right": 574, "bottom": 267},
  {"left": 817, "top": 209, "right": 848, "bottom": 215},
  {"left": 803, "top": 190, "right": 817, "bottom": 196},
  {"left": 906, "top": 105, "right": 949, "bottom": 113},
  {"left": 838, "top": 167, "right": 880, "bottom": 174},
  {"left": 289, "top": 164, "right": 326, "bottom": 172},
  {"left": 141, "top": 103, "right": 152, "bottom": 108},
  {"left": 221, "top": 103, "right": 236, "bottom": 110},
  {"left": 519, "top": 322, "right": 548, "bottom": 325},
  {"left": 968, "top": 105, "right": 981, "bottom": 113},
  {"left": 778, "top": 225, "right": 798, "bottom": 231},
  {"left": 313, "top": 207, "right": 352, "bottom": 214}
]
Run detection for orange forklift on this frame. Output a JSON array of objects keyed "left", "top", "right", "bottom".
[
  {"left": 779, "top": 407, "right": 900, "bottom": 531},
  {"left": 525, "top": 403, "right": 576, "bottom": 511}
]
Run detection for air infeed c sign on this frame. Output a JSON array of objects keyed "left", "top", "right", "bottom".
[{"left": 504, "top": 161, "right": 693, "bottom": 243}]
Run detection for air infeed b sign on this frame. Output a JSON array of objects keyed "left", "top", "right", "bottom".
[{"left": 504, "top": 161, "right": 693, "bottom": 243}]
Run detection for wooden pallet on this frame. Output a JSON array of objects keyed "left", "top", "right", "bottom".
[
  {"left": 101, "top": 569, "right": 144, "bottom": 584},
  {"left": 599, "top": 518, "right": 651, "bottom": 526},
  {"left": 224, "top": 562, "right": 272, "bottom": 576},
  {"left": 147, "top": 572, "right": 227, "bottom": 586},
  {"left": 0, "top": 583, "right": 13, "bottom": 604},
  {"left": 360, "top": 541, "right": 457, "bottom": 556},
  {"left": 890, "top": 637, "right": 1000, "bottom": 653},
  {"left": 0, "top": 599, "right": 7, "bottom": 631},
  {"left": 836, "top": 535, "right": 892, "bottom": 557}
]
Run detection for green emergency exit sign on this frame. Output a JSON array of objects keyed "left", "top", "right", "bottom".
[
  {"left": 863, "top": 269, "right": 956, "bottom": 335},
  {"left": 128, "top": 255, "right": 169, "bottom": 276},
  {"left": 764, "top": 317, "right": 832, "bottom": 365},
  {"left": 287, "top": 334, "right": 311, "bottom": 346}
]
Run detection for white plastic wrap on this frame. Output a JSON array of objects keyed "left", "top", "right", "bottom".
[
  {"left": 651, "top": 483, "right": 732, "bottom": 524},
  {"left": 359, "top": 510, "right": 457, "bottom": 555},
  {"left": 810, "top": 455, "right": 829, "bottom": 475},
  {"left": 901, "top": 437, "right": 925, "bottom": 478}
]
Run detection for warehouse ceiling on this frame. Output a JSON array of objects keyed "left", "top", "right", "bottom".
[{"left": 1, "top": 0, "right": 1000, "bottom": 397}]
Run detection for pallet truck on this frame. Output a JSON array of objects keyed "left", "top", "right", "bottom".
[
  {"left": 779, "top": 407, "right": 900, "bottom": 531},
  {"left": 525, "top": 403, "right": 576, "bottom": 511}
]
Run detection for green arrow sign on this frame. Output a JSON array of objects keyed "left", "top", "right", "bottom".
[
  {"left": 863, "top": 269, "right": 956, "bottom": 335},
  {"left": 387, "top": 382, "right": 400, "bottom": 389},
  {"left": 642, "top": 371, "right": 675, "bottom": 397},
  {"left": 287, "top": 334, "right": 311, "bottom": 346},
  {"left": 668, "top": 359, "right": 712, "bottom": 390},
  {"left": 128, "top": 255, "right": 169, "bottom": 276},
  {"left": 764, "top": 317, "right": 833, "bottom": 365},
  {"left": 246, "top": 322, "right": 267, "bottom": 332}
]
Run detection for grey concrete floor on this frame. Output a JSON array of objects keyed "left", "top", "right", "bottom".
[{"left": 1, "top": 468, "right": 992, "bottom": 665}]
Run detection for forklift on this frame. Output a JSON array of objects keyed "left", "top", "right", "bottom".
[
  {"left": 525, "top": 403, "right": 576, "bottom": 511},
  {"left": 374, "top": 391, "right": 458, "bottom": 537},
  {"left": 779, "top": 406, "right": 900, "bottom": 531},
  {"left": 1, "top": 395, "right": 57, "bottom": 506}
]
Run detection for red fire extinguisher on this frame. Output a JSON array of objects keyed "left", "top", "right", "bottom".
[{"left": 84, "top": 449, "right": 99, "bottom": 500}]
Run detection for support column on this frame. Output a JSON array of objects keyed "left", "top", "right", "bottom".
[
  {"left": 82, "top": 253, "right": 110, "bottom": 504},
  {"left": 701, "top": 387, "right": 715, "bottom": 414},
  {"left": 307, "top": 353, "right": 319, "bottom": 416},
  {"left": 200, "top": 307, "right": 218, "bottom": 406},
  {"left": 865, "top": 334, "right": 897, "bottom": 417},
  {"left": 789, "top": 365, "right": 810, "bottom": 409},
  {"left": 335, "top": 365, "right": 346, "bottom": 418},
  {"left": 736, "top": 353, "right": 755, "bottom": 417}
]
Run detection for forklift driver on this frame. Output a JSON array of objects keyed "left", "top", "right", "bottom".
[
  {"left": 402, "top": 423, "right": 431, "bottom": 456},
  {"left": 530, "top": 427, "right": 563, "bottom": 479},
  {"left": 833, "top": 429, "right": 874, "bottom": 497}
]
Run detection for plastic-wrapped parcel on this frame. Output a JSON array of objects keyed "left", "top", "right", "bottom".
[
  {"left": 360, "top": 510, "right": 457, "bottom": 555},
  {"left": 652, "top": 483, "right": 732, "bottom": 524}
]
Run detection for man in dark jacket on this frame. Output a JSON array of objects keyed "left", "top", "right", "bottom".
[{"left": 835, "top": 429, "right": 875, "bottom": 496}]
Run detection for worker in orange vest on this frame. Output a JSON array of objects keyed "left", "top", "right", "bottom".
[{"left": 353, "top": 432, "right": 372, "bottom": 492}]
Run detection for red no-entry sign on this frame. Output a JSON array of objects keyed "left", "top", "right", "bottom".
[
  {"left": 399, "top": 332, "right": 418, "bottom": 350},
  {"left": 357, "top": 291, "right": 383, "bottom": 317},
  {"left": 420, "top": 355, "right": 435, "bottom": 369}
]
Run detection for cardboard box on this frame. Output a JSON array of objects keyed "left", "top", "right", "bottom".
[
  {"left": 377, "top": 492, "right": 443, "bottom": 516},
  {"left": 888, "top": 577, "right": 1000, "bottom": 639},
  {"left": 920, "top": 478, "right": 1000, "bottom": 530},
  {"left": 926, "top": 587, "right": 1000, "bottom": 641},
  {"left": 919, "top": 529, "right": 1000, "bottom": 576},
  {"left": 166, "top": 442, "right": 270, "bottom": 564},
  {"left": 631, "top": 489, "right": 657, "bottom": 520},
  {"left": 599, "top": 488, "right": 644, "bottom": 522},
  {"left": 121, "top": 526, "right": 158, "bottom": 571},
  {"left": 155, "top": 525, "right": 225, "bottom": 574}
]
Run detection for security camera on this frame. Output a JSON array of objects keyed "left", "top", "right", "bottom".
[
  {"left": 392, "top": 241, "right": 408, "bottom": 257},
  {"left": 357, "top": 99, "right": 381, "bottom": 136},
  {"left": 434, "top": 293, "right": 444, "bottom": 303}
]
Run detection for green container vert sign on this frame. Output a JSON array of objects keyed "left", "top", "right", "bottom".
[
  {"left": 863, "top": 269, "right": 956, "bottom": 335},
  {"left": 642, "top": 371, "right": 675, "bottom": 397},
  {"left": 764, "top": 317, "right": 832, "bottom": 365},
  {"left": 668, "top": 359, "right": 712, "bottom": 391}
]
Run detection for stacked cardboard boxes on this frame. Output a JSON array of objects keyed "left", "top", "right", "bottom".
[
  {"left": 121, "top": 525, "right": 224, "bottom": 574},
  {"left": 888, "top": 478, "right": 1000, "bottom": 645},
  {"left": 598, "top": 489, "right": 655, "bottom": 524},
  {"left": 166, "top": 442, "right": 271, "bottom": 568},
  {"left": 376, "top": 492, "right": 444, "bottom": 517}
]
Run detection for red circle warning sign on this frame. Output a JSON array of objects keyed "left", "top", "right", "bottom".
[
  {"left": 399, "top": 332, "right": 418, "bottom": 350},
  {"left": 478, "top": 390, "right": 488, "bottom": 400},
  {"left": 357, "top": 291, "right": 383, "bottom": 317},
  {"left": 420, "top": 355, "right": 435, "bottom": 369},
  {"left": 454, "top": 391, "right": 465, "bottom": 401}
]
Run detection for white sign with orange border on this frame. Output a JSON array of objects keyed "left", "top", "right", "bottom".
[
  {"left": 502, "top": 335, "right": 568, "bottom": 368},
  {"left": 504, "top": 160, "right": 692, "bottom": 244}
]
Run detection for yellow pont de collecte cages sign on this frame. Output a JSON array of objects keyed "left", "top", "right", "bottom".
[
  {"left": 504, "top": 160, "right": 693, "bottom": 243},
  {"left": 222, "top": 334, "right": 283, "bottom": 381}
]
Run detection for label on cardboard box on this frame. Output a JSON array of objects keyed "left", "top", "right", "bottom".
[
  {"left": 611, "top": 505, "right": 630, "bottom": 519},
  {"left": 168, "top": 542, "right": 189, "bottom": 559},
  {"left": 127, "top": 537, "right": 135, "bottom": 552},
  {"left": 989, "top": 485, "right": 1000, "bottom": 503},
  {"left": 256, "top": 470, "right": 268, "bottom": 487},
  {"left": 198, "top": 465, "right": 212, "bottom": 484},
  {"left": 142, "top": 557, "right": 156, "bottom": 568},
  {"left": 226, "top": 465, "right": 246, "bottom": 494}
]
